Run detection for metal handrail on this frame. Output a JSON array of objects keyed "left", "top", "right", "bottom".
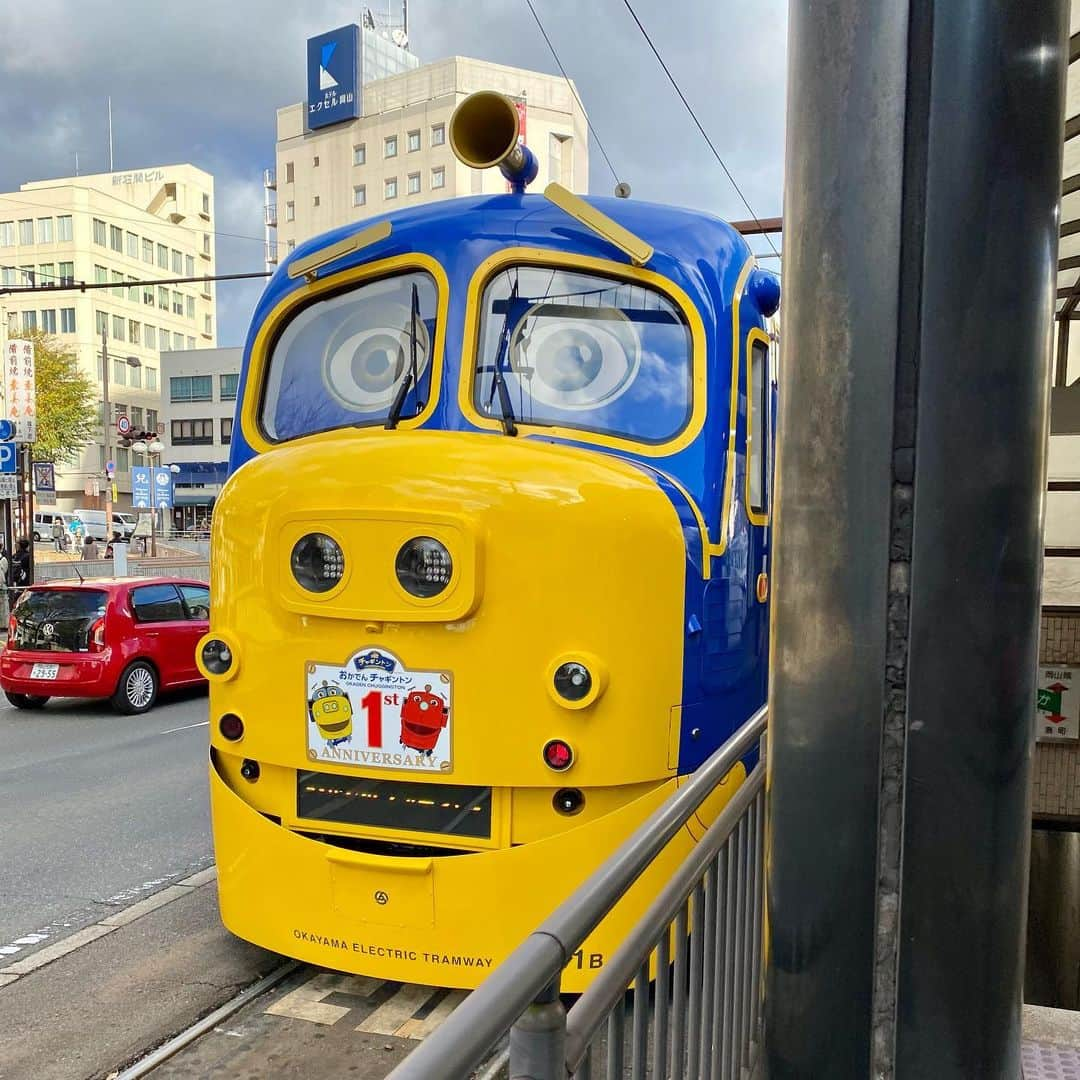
[
  {"left": 563, "top": 760, "right": 765, "bottom": 1070},
  {"left": 387, "top": 705, "right": 767, "bottom": 1080}
]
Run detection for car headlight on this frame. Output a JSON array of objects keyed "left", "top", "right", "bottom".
[
  {"left": 395, "top": 537, "right": 452, "bottom": 598},
  {"left": 291, "top": 533, "right": 345, "bottom": 593}
]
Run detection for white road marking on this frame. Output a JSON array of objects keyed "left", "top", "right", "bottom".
[
  {"left": 356, "top": 984, "right": 438, "bottom": 1036},
  {"left": 265, "top": 972, "right": 383, "bottom": 1026},
  {"left": 0, "top": 924, "right": 115, "bottom": 975},
  {"left": 158, "top": 720, "right": 209, "bottom": 735}
]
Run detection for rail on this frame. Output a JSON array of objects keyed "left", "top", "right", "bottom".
[{"left": 387, "top": 705, "right": 767, "bottom": 1080}]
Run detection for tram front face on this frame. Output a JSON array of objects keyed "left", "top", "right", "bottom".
[{"left": 203, "top": 254, "right": 737, "bottom": 991}]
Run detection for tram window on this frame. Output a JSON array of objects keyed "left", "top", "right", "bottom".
[
  {"left": 474, "top": 266, "right": 692, "bottom": 444},
  {"left": 260, "top": 270, "right": 439, "bottom": 441},
  {"left": 748, "top": 337, "right": 769, "bottom": 515},
  {"left": 131, "top": 584, "right": 185, "bottom": 623}
]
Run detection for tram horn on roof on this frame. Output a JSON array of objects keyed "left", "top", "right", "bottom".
[{"left": 449, "top": 90, "right": 539, "bottom": 193}]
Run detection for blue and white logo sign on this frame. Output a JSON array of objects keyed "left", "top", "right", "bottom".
[
  {"left": 153, "top": 467, "right": 174, "bottom": 509},
  {"left": 307, "top": 24, "right": 361, "bottom": 130},
  {"left": 0, "top": 443, "right": 15, "bottom": 474},
  {"left": 132, "top": 466, "right": 151, "bottom": 508}
]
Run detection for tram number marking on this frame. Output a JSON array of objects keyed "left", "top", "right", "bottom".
[
  {"left": 360, "top": 690, "right": 384, "bottom": 747},
  {"left": 572, "top": 949, "right": 604, "bottom": 970}
]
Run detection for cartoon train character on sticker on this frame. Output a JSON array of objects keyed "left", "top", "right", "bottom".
[
  {"left": 399, "top": 684, "right": 449, "bottom": 756},
  {"left": 308, "top": 681, "right": 354, "bottom": 745}
]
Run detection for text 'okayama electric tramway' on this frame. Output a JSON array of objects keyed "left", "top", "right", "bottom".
[{"left": 197, "top": 90, "right": 780, "bottom": 991}]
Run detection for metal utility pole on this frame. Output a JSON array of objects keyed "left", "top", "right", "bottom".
[
  {"left": 101, "top": 327, "right": 113, "bottom": 551},
  {"left": 765, "top": 3, "right": 1067, "bottom": 1077}
]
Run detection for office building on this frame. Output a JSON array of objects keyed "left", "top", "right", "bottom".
[
  {"left": 266, "top": 56, "right": 589, "bottom": 262},
  {"left": 159, "top": 346, "right": 239, "bottom": 531},
  {"left": 0, "top": 165, "right": 217, "bottom": 507}
]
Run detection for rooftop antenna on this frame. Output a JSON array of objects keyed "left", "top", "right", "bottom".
[
  {"left": 74, "top": 151, "right": 79, "bottom": 177},
  {"left": 107, "top": 97, "right": 113, "bottom": 172}
]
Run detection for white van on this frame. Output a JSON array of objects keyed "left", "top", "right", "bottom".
[
  {"left": 73, "top": 509, "right": 136, "bottom": 542},
  {"left": 32, "top": 511, "right": 74, "bottom": 542}
]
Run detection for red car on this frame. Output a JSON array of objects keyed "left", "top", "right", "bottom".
[{"left": 1, "top": 578, "right": 210, "bottom": 714}]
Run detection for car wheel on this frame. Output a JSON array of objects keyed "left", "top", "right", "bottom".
[
  {"left": 32, "top": 531, "right": 40, "bottom": 542},
  {"left": 113, "top": 661, "right": 159, "bottom": 715},
  {"left": 5, "top": 691, "right": 49, "bottom": 709}
]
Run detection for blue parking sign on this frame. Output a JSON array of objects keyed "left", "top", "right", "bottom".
[{"left": 0, "top": 443, "right": 16, "bottom": 474}]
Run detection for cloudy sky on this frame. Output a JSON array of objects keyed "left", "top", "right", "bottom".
[{"left": 0, "top": 0, "right": 787, "bottom": 345}]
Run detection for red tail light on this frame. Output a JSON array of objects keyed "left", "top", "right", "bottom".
[
  {"left": 89, "top": 617, "right": 106, "bottom": 652},
  {"left": 6, "top": 614, "right": 14, "bottom": 639}
]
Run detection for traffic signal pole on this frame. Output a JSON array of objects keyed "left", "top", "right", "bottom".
[{"left": 100, "top": 327, "right": 113, "bottom": 563}]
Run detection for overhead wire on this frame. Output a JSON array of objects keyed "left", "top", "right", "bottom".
[
  {"left": 523, "top": 0, "right": 623, "bottom": 190},
  {"left": 619, "top": 0, "right": 782, "bottom": 261}
]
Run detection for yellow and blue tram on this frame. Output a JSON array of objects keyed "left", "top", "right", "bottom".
[{"left": 199, "top": 92, "right": 780, "bottom": 991}]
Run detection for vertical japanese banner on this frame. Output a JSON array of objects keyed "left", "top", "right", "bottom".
[{"left": 4, "top": 339, "right": 35, "bottom": 442}]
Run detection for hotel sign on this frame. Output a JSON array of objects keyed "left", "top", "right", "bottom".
[{"left": 307, "top": 24, "right": 361, "bottom": 129}]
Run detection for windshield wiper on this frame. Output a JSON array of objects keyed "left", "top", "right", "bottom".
[
  {"left": 386, "top": 282, "right": 422, "bottom": 430},
  {"left": 485, "top": 279, "right": 519, "bottom": 436}
]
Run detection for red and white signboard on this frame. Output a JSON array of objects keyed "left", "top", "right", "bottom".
[{"left": 305, "top": 647, "right": 452, "bottom": 773}]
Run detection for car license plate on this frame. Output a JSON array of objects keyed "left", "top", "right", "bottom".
[{"left": 30, "top": 663, "right": 59, "bottom": 680}]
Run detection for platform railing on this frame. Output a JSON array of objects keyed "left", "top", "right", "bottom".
[{"left": 387, "top": 705, "right": 767, "bottom": 1080}]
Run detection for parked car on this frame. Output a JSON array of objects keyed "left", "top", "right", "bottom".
[{"left": 0, "top": 578, "right": 210, "bottom": 713}]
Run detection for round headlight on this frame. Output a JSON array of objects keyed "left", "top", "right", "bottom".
[
  {"left": 554, "top": 662, "right": 592, "bottom": 702},
  {"left": 201, "top": 638, "right": 233, "bottom": 676},
  {"left": 291, "top": 533, "right": 345, "bottom": 593},
  {"left": 395, "top": 536, "right": 452, "bottom": 598}
]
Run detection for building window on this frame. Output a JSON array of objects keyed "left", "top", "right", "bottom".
[
  {"left": 170, "top": 375, "right": 212, "bottom": 402},
  {"left": 19, "top": 266, "right": 33, "bottom": 286},
  {"left": 143, "top": 285, "right": 155, "bottom": 306},
  {"left": 18, "top": 219, "right": 33, "bottom": 245},
  {"left": 220, "top": 373, "right": 238, "bottom": 401},
  {"left": 130, "top": 406, "right": 143, "bottom": 428},
  {"left": 116, "top": 447, "right": 130, "bottom": 472},
  {"left": 408, "top": 130, "right": 421, "bottom": 153},
  {"left": 172, "top": 290, "right": 183, "bottom": 315},
  {"left": 142, "top": 237, "right": 153, "bottom": 263},
  {"left": 40, "top": 309, "right": 56, "bottom": 333},
  {"left": 37, "top": 218, "right": 53, "bottom": 244},
  {"left": 95, "top": 310, "right": 108, "bottom": 336},
  {"left": 0, "top": 268, "right": 12, "bottom": 286},
  {"left": 20, "top": 311, "right": 36, "bottom": 332},
  {"left": 221, "top": 417, "right": 233, "bottom": 444},
  {"left": 157, "top": 243, "right": 168, "bottom": 269},
  {"left": 352, "top": 185, "right": 366, "bottom": 207},
  {"left": 126, "top": 231, "right": 138, "bottom": 258},
  {"left": 203, "top": 233, "right": 211, "bottom": 255},
  {"left": 60, "top": 307, "right": 75, "bottom": 333},
  {"left": 285, "top": 201, "right": 295, "bottom": 222},
  {"left": 145, "top": 325, "right": 156, "bottom": 348},
  {"left": 185, "top": 254, "right": 194, "bottom": 277},
  {"left": 431, "top": 166, "right": 445, "bottom": 190},
  {"left": 146, "top": 369, "right": 158, "bottom": 392},
  {"left": 185, "top": 295, "right": 195, "bottom": 319},
  {"left": 353, "top": 143, "right": 366, "bottom": 166},
  {"left": 385, "top": 177, "right": 398, "bottom": 199},
  {"left": 313, "top": 155, "right": 320, "bottom": 167},
  {"left": 147, "top": 408, "right": 158, "bottom": 431},
  {"left": 204, "top": 314, "right": 213, "bottom": 337},
  {"left": 111, "top": 270, "right": 124, "bottom": 297},
  {"left": 128, "top": 320, "right": 141, "bottom": 345},
  {"left": 130, "top": 361, "right": 142, "bottom": 388},
  {"left": 93, "top": 219, "right": 107, "bottom": 245},
  {"left": 407, "top": 172, "right": 421, "bottom": 195},
  {"left": 186, "top": 336, "right": 195, "bottom": 349},
  {"left": 127, "top": 276, "right": 139, "bottom": 302},
  {"left": 171, "top": 418, "right": 214, "bottom": 445},
  {"left": 57, "top": 215, "right": 72, "bottom": 242},
  {"left": 112, "top": 357, "right": 127, "bottom": 384},
  {"left": 110, "top": 225, "right": 122, "bottom": 252},
  {"left": 174, "top": 332, "right": 184, "bottom": 349},
  {"left": 111, "top": 315, "right": 126, "bottom": 342},
  {"left": 58, "top": 261, "right": 74, "bottom": 285},
  {"left": 202, "top": 193, "right": 210, "bottom": 214},
  {"left": 285, "top": 161, "right": 294, "bottom": 183},
  {"left": 158, "top": 286, "right": 169, "bottom": 310},
  {"left": 384, "top": 135, "right": 398, "bottom": 158},
  {"left": 38, "top": 263, "right": 54, "bottom": 285},
  {"left": 0, "top": 222, "right": 12, "bottom": 246},
  {"left": 313, "top": 195, "right": 320, "bottom": 207},
  {"left": 171, "top": 249, "right": 183, "bottom": 274},
  {"left": 94, "top": 265, "right": 107, "bottom": 284},
  {"left": 431, "top": 123, "right": 445, "bottom": 146}
]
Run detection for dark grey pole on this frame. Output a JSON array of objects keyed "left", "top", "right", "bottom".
[{"left": 765, "top": 3, "right": 1067, "bottom": 1078}]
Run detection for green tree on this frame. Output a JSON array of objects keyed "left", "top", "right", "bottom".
[{"left": 9, "top": 328, "right": 97, "bottom": 464}]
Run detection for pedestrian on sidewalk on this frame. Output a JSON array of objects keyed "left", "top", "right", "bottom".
[
  {"left": 51, "top": 518, "right": 64, "bottom": 551},
  {"left": 12, "top": 538, "right": 31, "bottom": 588},
  {"left": 82, "top": 536, "right": 99, "bottom": 561}
]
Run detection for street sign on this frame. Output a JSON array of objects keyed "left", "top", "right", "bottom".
[
  {"left": 106, "top": 460, "right": 115, "bottom": 473},
  {"left": 1037, "top": 665, "right": 1080, "bottom": 740},
  {"left": 0, "top": 442, "right": 16, "bottom": 474},
  {"left": 33, "top": 461, "right": 55, "bottom": 505},
  {"left": 153, "top": 466, "right": 174, "bottom": 509},
  {"left": 116, "top": 415, "right": 131, "bottom": 436},
  {"left": 132, "top": 466, "right": 151, "bottom": 508},
  {"left": 0, "top": 420, "right": 15, "bottom": 441},
  {"left": 0, "top": 475, "right": 18, "bottom": 500},
  {"left": 3, "top": 339, "right": 36, "bottom": 443}
]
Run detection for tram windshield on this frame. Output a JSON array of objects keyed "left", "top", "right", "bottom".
[
  {"left": 474, "top": 266, "right": 693, "bottom": 444},
  {"left": 260, "top": 270, "right": 438, "bottom": 441}
]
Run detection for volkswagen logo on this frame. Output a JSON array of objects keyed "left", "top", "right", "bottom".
[{"left": 42, "top": 623, "right": 54, "bottom": 638}]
